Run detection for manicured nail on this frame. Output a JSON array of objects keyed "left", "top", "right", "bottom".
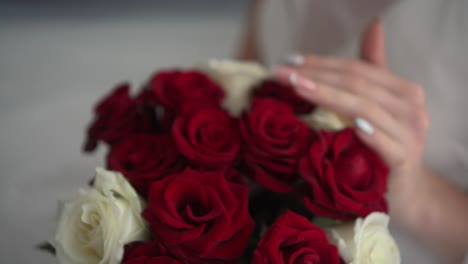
[
  {"left": 273, "top": 67, "right": 317, "bottom": 91},
  {"left": 289, "top": 72, "right": 298, "bottom": 86},
  {"left": 295, "top": 75, "right": 317, "bottom": 91},
  {"left": 355, "top": 117, "right": 375, "bottom": 135},
  {"left": 285, "top": 53, "right": 305, "bottom": 65},
  {"left": 273, "top": 67, "right": 291, "bottom": 79}
]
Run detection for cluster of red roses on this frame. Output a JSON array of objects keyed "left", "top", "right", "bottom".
[{"left": 84, "top": 70, "right": 389, "bottom": 264}]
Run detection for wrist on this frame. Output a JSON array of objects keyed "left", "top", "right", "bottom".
[
  {"left": 389, "top": 163, "right": 468, "bottom": 260},
  {"left": 398, "top": 168, "right": 468, "bottom": 261},
  {"left": 404, "top": 168, "right": 439, "bottom": 232},
  {"left": 388, "top": 165, "right": 434, "bottom": 230}
]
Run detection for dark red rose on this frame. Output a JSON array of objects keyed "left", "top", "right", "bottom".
[
  {"left": 123, "top": 241, "right": 182, "bottom": 264},
  {"left": 252, "top": 210, "right": 341, "bottom": 264},
  {"left": 253, "top": 79, "right": 315, "bottom": 114},
  {"left": 134, "top": 86, "right": 158, "bottom": 107},
  {"left": 107, "top": 134, "right": 184, "bottom": 197},
  {"left": 135, "top": 86, "right": 175, "bottom": 132},
  {"left": 240, "top": 98, "right": 313, "bottom": 192},
  {"left": 144, "top": 169, "right": 254, "bottom": 264},
  {"left": 83, "top": 83, "right": 158, "bottom": 152},
  {"left": 300, "top": 129, "right": 389, "bottom": 220},
  {"left": 150, "top": 70, "right": 224, "bottom": 114},
  {"left": 172, "top": 107, "right": 240, "bottom": 170}
]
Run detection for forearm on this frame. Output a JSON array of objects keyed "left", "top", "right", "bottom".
[
  {"left": 236, "top": 0, "right": 263, "bottom": 61},
  {"left": 399, "top": 169, "right": 468, "bottom": 262}
]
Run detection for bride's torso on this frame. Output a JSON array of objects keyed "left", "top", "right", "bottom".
[{"left": 259, "top": 0, "right": 468, "bottom": 262}]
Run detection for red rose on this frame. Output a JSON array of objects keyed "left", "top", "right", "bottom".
[
  {"left": 123, "top": 241, "right": 182, "bottom": 264},
  {"left": 83, "top": 83, "right": 158, "bottom": 152},
  {"left": 252, "top": 210, "right": 341, "bottom": 264},
  {"left": 143, "top": 169, "right": 254, "bottom": 264},
  {"left": 240, "top": 98, "right": 313, "bottom": 192},
  {"left": 172, "top": 107, "right": 240, "bottom": 170},
  {"left": 107, "top": 134, "right": 184, "bottom": 197},
  {"left": 253, "top": 79, "right": 315, "bottom": 114},
  {"left": 300, "top": 129, "right": 389, "bottom": 220},
  {"left": 150, "top": 70, "right": 224, "bottom": 114},
  {"left": 134, "top": 86, "right": 158, "bottom": 107}
]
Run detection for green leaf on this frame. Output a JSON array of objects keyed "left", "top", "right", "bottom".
[
  {"left": 37, "top": 242, "right": 56, "bottom": 255},
  {"left": 312, "top": 216, "right": 343, "bottom": 229}
]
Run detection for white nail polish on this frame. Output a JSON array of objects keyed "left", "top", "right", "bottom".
[
  {"left": 285, "top": 54, "right": 304, "bottom": 65},
  {"left": 355, "top": 117, "right": 375, "bottom": 135},
  {"left": 289, "top": 72, "right": 298, "bottom": 86}
]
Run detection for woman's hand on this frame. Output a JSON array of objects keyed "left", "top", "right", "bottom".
[
  {"left": 273, "top": 19, "right": 430, "bottom": 226},
  {"left": 271, "top": 17, "right": 468, "bottom": 263}
]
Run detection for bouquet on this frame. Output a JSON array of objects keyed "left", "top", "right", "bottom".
[{"left": 43, "top": 60, "right": 401, "bottom": 264}]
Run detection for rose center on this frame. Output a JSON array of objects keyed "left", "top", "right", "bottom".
[
  {"left": 266, "top": 118, "right": 296, "bottom": 138},
  {"left": 282, "top": 243, "right": 320, "bottom": 264},
  {"left": 199, "top": 124, "right": 229, "bottom": 150},
  {"left": 335, "top": 151, "right": 371, "bottom": 189}
]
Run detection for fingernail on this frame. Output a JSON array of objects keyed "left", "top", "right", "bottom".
[
  {"left": 284, "top": 53, "right": 305, "bottom": 66},
  {"left": 289, "top": 72, "right": 298, "bottom": 86},
  {"left": 296, "top": 75, "right": 317, "bottom": 91},
  {"left": 273, "top": 67, "right": 317, "bottom": 91},
  {"left": 355, "top": 117, "right": 375, "bottom": 135},
  {"left": 273, "top": 67, "right": 291, "bottom": 79}
]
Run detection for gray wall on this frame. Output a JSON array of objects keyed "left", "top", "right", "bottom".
[{"left": 0, "top": 0, "right": 247, "bottom": 18}]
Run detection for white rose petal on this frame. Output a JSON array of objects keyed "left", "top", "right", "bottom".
[
  {"left": 327, "top": 212, "right": 401, "bottom": 264},
  {"left": 300, "top": 107, "right": 352, "bottom": 131},
  {"left": 53, "top": 168, "right": 149, "bottom": 264},
  {"left": 197, "top": 59, "right": 269, "bottom": 117}
]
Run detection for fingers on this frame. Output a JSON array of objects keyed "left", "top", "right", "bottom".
[
  {"left": 280, "top": 63, "right": 424, "bottom": 128},
  {"left": 294, "top": 66, "right": 427, "bottom": 136},
  {"left": 274, "top": 66, "right": 425, "bottom": 167},
  {"left": 360, "top": 17, "right": 387, "bottom": 67},
  {"left": 297, "top": 66, "right": 407, "bottom": 118},
  {"left": 275, "top": 68, "right": 409, "bottom": 143},
  {"left": 355, "top": 124, "right": 405, "bottom": 168},
  {"left": 291, "top": 55, "right": 424, "bottom": 106}
]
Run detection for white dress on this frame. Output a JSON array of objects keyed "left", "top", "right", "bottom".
[{"left": 258, "top": 0, "right": 468, "bottom": 263}]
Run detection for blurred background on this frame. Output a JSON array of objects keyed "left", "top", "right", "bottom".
[{"left": 0, "top": 1, "right": 247, "bottom": 262}]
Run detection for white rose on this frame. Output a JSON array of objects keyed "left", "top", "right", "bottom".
[
  {"left": 327, "top": 212, "right": 401, "bottom": 264},
  {"left": 300, "top": 107, "right": 352, "bottom": 131},
  {"left": 197, "top": 59, "right": 269, "bottom": 116},
  {"left": 53, "top": 168, "right": 149, "bottom": 264}
]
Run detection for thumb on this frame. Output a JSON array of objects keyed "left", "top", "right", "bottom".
[{"left": 360, "top": 17, "right": 387, "bottom": 67}]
